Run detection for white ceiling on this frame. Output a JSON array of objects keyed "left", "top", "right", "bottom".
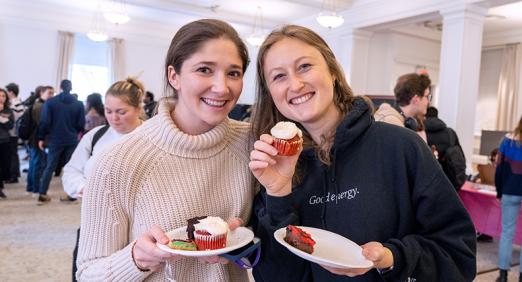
[{"left": 3, "top": 0, "right": 522, "bottom": 42}]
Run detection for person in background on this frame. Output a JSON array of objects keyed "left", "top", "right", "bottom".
[
  {"left": 37, "top": 79, "right": 85, "bottom": 205},
  {"left": 374, "top": 73, "right": 432, "bottom": 143},
  {"left": 495, "top": 116, "right": 522, "bottom": 282},
  {"left": 62, "top": 78, "right": 145, "bottom": 281},
  {"left": 26, "top": 86, "right": 54, "bottom": 196},
  {"left": 83, "top": 93, "right": 106, "bottom": 132},
  {"left": 425, "top": 106, "right": 467, "bottom": 190},
  {"left": 248, "top": 24, "right": 476, "bottom": 281},
  {"left": 0, "top": 88, "right": 15, "bottom": 198},
  {"left": 77, "top": 19, "right": 254, "bottom": 281},
  {"left": 143, "top": 91, "right": 158, "bottom": 119},
  {"left": 5, "top": 82, "right": 24, "bottom": 184}
]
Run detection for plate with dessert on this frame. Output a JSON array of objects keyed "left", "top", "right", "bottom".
[
  {"left": 274, "top": 225, "right": 373, "bottom": 269},
  {"left": 157, "top": 216, "right": 254, "bottom": 257}
]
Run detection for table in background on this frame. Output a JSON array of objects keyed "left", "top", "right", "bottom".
[{"left": 458, "top": 181, "right": 522, "bottom": 245}]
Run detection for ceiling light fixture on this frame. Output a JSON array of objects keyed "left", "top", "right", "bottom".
[
  {"left": 104, "top": 0, "right": 131, "bottom": 25},
  {"left": 246, "top": 6, "right": 266, "bottom": 47},
  {"left": 316, "top": 0, "right": 344, "bottom": 29},
  {"left": 87, "top": 3, "right": 108, "bottom": 42}
]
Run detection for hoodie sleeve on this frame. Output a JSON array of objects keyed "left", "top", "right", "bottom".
[
  {"left": 250, "top": 189, "right": 313, "bottom": 282},
  {"left": 37, "top": 101, "right": 51, "bottom": 141},
  {"left": 381, "top": 138, "right": 476, "bottom": 282}
]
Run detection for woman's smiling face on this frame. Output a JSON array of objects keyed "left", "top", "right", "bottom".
[
  {"left": 168, "top": 37, "right": 244, "bottom": 135},
  {"left": 263, "top": 37, "right": 338, "bottom": 128}
]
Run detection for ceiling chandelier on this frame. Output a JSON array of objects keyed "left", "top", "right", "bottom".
[
  {"left": 246, "top": 6, "right": 266, "bottom": 47},
  {"left": 316, "top": 0, "right": 344, "bottom": 29},
  {"left": 87, "top": 3, "right": 108, "bottom": 42},
  {"left": 104, "top": 0, "right": 131, "bottom": 25}
]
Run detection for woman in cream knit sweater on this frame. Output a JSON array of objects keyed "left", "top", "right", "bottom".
[{"left": 76, "top": 19, "right": 254, "bottom": 282}]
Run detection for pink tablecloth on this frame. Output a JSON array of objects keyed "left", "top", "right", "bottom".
[{"left": 458, "top": 181, "right": 522, "bottom": 245}]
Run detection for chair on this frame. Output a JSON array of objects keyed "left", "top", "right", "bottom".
[{"left": 477, "top": 164, "right": 496, "bottom": 186}]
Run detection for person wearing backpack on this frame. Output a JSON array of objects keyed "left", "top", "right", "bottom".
[
  {"left": 25, "top": 86, "right": 54, "bottom": 196},
  {"left": 495, "top": 116, "right": 522, "bottom": 282},
  {"left": 61, "top": 78, "right": 144, "bottom": 282},
  {"left": 425, "top": 106, "right": 467, "bottom": 190}
]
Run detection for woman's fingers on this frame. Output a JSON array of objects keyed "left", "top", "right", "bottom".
[
  {"left": 226, "top": 218, "right": 244, "bottom": 231},
  {"left": 150, "top": 225, "right": 170, "bottom": 245},
  {"left": 132, "top": 225, "right": 179, "bottom": 271},
  {"left": 250, "top": 150, "right": 276, "bottom": 166},
  {"left": 252, "top": 140, "right": 278, "bottom": 158}
]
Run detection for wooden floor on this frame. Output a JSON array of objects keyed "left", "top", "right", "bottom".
[{"left": 0, "top": 157, "right": 520, "bottom": 281}]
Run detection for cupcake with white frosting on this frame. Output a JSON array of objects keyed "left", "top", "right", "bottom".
[
  {"left": 270, "top": 121, "right": 303, "bottom": 156},
  {"left": 193, "top": 216, "right": 229, "bottom": 250}
]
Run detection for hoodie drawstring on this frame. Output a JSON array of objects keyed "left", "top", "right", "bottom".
[{"left": 320, "top": 148, "right": 338, "bottom": 230}]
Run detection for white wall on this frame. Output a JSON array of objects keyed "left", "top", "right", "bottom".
[
  {"left": 363, "top": 32, "right": 441, "bottom": 97},
  {"left": 0, "top": 22, "right": 176, "bottom": 103},
  {"left": 0, "top": 22, "right": 58, "bottom": 100},
  {"left": 476, "top": 48, "right": 503, "bottom": 133},
  {"left": 124, "top": 39, "right": 168, "bottom": 100}
]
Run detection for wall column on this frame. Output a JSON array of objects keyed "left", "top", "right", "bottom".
[
  {"left": 438, "top": 3, "right": 487, "bottom": 168},
  {"left": 335, "top": 29, "right": 372, "bottom": 95}
]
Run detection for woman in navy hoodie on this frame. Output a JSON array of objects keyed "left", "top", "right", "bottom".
[{"left": 249, "top": 25, "right": 476, "bottom": 281}]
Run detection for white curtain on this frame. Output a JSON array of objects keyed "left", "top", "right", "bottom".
[
  {"left": 108, "top": 38, "right": 125, "bottom": 83},
  {"left": 55, "top": 31, "right": 75, "bottom": 90},
  {"left": 496, "top": 43, "right": 522, "bottom": 130}
]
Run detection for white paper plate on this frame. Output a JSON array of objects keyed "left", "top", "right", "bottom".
[
  {"left": 157, "top": 226, "right": 254, "bottom": 257},
  {"left": 274, "top": 226, "right": 373, "bottom": 269}
]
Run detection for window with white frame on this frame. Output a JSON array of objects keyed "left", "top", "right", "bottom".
[{"left": 71, "top": 35, "right": 109, "bottom": 102}]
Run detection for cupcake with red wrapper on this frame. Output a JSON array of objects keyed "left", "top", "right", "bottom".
[
  {"left": 271, "top": 121, "right": 303, "bottom": 156},
  {"left": 192, "top": 216, "right": 229, "bottom": 250}
]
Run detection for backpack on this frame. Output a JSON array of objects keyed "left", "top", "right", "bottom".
[
  {"left": 90, "top": 124, "right": 110, "bottom": 156},
  {"left": 439, "top": 129, "right": 467, "bottom": 190},
  {"left": 17, "top": 105, "right": 35, "bottom": 140}
]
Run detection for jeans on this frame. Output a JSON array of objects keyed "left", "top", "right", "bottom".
[
  {"left": 498, "top": 194, "right": 522, "bottom": 270},
  {"left": 38, "top": 144, "right": 77, "bottom": 195},
  {"left": 27, "top": 147, "right": 46, "bottom": 193}
]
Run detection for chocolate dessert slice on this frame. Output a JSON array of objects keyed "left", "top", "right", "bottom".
[{"left": 284, "top": 225, "right": 316, "bottom": 254}]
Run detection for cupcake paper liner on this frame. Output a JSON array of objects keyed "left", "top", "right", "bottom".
[
  {"left": 194, "top": 233, "right": 227, "bottom": 250},
  {"left": 273, "top": 137, "right": 302, "bottom": 156}
]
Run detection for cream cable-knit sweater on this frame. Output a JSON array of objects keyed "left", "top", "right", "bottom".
[{"left": 77, "top": 101, "right": 254, "bottom": 282}]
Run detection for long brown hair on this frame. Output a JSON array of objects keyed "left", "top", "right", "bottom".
[
  {"left": 514, "top": 116, "right": 522, "bottom": 142},
  {"left": 251, "top": 24, "right": 354, "bottom": 165},
  {"left": 163, "top": 19, "right": 249, "bottom": 100}
]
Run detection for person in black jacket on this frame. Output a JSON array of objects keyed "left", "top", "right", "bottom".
[
  {"left": 425, "top": 106, "right": 467, "bottom": 190},
  {"left": 248, "top": 25, "right": 476, "bottom": 282}
]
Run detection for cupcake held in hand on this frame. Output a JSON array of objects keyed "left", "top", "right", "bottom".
[{"left": 271, "top": 121, "right": 303, "bottom": 156}]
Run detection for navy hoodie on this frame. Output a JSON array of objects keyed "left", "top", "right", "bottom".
[
  {"left": 37, "top": 92, "right": 85, "bottom": 146},
  {"left": 251, "top": 98, "right": 476, "bottom": 281}
]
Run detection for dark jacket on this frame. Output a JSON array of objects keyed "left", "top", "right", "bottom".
[
  {"left": 37, "top": 92, "right": 85, "bottom": 146},
  {"left": 495, "top": 135, "right": 522, "bottom": 198},
  {"left": 425, "top": 116, "right": 460, "bottom": 157},
  {"left": 28, "top": 98, "right": 45, "bottom": 148},
  {"left": 251, "top": 98, "right": 476, "bottom": 282},
  {"left": 0, "top": 108, "right": 14, "bottom": 144}
]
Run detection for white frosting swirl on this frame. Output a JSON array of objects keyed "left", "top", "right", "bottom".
[
  {"left": 194, "top": 216, "right": 229, "bottom": 235},
  {"left": 270, "top": 121, "right": 303, "bottom": 140}
]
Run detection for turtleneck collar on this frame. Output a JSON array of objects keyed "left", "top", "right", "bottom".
[{"left": 141, "top": 100, "right": 231, "bottom": 158}]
